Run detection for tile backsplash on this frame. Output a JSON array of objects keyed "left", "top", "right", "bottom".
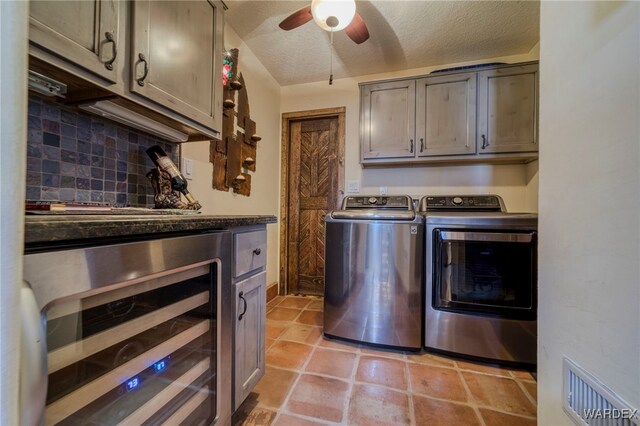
[{"left": 26, "top": 94, "right": 179, "bottom": 207}]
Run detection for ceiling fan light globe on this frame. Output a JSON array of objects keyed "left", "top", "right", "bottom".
[{"left": 311, "top": 0, "right": 356, "bottom": 32}]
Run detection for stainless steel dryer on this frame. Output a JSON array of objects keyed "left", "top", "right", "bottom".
[
  {"left": 324, "top": 195, "right": 423, "bottom": 350},
  {"left": 420, "top": 195, "right": 538, "bottom": 365}
]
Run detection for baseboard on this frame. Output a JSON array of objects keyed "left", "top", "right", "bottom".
[{"left": 266, "top": 282, "right": 278, "bottom": 302}]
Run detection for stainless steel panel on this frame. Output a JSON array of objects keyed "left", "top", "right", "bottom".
[
  {"left": 23, "top": 233, "right": 228, "bottom": 311},
  {"left": 324, "top": 217, "right": 423, "bottom": 349},
  {"left": 330, "top": 210, "right": 416, "bottom": 220},
  {"left": 424, "top": 309, "right": 537, "bottom": 362},
  {"left": 440, "top": 231, "right": 534, "bottom": 243},
  {"left": 424, "top": 214, "right": 538, "bottom": 364},
  {"left": 425, "top": 212, "right": 538, "bottom": 226}
]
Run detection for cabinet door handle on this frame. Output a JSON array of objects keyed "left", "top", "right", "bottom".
[
  {"left": 104, "top": 32, "right": 117, "bottom": 71},
  {"left": 253, "top": 248, "right": 261, "bottom": 256},
  {"left": 420, "top": 138, "right": 424, "bottom": 152},
  {"left": 137, "top": 53, "right": 149, "bottom": 87},
  {"left": 238, "top": 291, "right": 248, "bottom": 320},
  {"left": 481, "top": 134, "right": 489, "bottom": 149},
  {"left": 410, "top": 139, "right": 414, "bottom": 153}
]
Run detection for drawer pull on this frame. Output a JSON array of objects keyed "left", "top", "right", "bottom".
[
  {"left": 253, "top": 248, "right": 261, "bottom": 256},
  {"left": 238, "top": 291, "right": 248, "bottom": 320}
]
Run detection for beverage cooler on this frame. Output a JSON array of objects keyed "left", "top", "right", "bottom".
[{"left": 22, "top": 232, "right": 232, "bottom": 425}]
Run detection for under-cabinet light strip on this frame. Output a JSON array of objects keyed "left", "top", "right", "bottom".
[{"left": 79, "top": 100, "right": 189, "bottom": 142}]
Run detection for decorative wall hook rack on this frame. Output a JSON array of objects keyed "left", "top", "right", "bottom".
[{"left": 210, "top": 48, "right": 260, "bottom": 196}]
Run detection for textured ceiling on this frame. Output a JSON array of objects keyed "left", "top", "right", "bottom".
[{"left": 224, "top": 0, "right": 540, "bottom": 86}]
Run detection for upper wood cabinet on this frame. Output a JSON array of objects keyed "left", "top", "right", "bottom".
[
  {"left": 359, "top": 62, "right": 539, "bottom": 166},
  {"left": 131, "top": 0, "right": 223, "bottom": 134},
  {"left": 361, "top": 79, "right": 416, "bottom": 160},
  {"left": 29, "top": 0, "right": 120, "bottom": 83},
  {"left": 477, "top": 64, "right": 539, "bottom": 154},
  {"left": 416, "top": 72, "right": 477, "bottom": 157},
  {"left": 28, "top": 0, "right": 224, "bottom": 140}
]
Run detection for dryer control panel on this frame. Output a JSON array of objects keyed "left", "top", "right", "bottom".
[{"left": 419, "top": 195, "right": 506, "bottom": 212}]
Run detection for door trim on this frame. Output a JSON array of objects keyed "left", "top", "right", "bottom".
[{"left": 280, "top": 107, "right": 346, "bottom": 295}]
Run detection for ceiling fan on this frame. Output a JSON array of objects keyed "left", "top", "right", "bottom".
[{"left": 279, "top": 0, "right": 370, "bottom": 44}]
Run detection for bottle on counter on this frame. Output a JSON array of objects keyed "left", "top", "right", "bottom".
[{"left": 146, "top": 145, "right": 200, "bottom": 207}]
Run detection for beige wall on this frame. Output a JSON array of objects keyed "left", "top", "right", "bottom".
[
  {"left": 525, "top": 160, "right": 539, "bottom": 212},
  {"left": 182, "top": 26, "right": 281, "bottom": 286},
  {"left": 538, "top": 2, "right": 639, "bottom": 424},
  {"left": 281, "top": 49, "right": 540, "bottom": 213}
]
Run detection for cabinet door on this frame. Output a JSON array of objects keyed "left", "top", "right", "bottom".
[
  {"left": 234, "top": 271, "right": 266, "bottom": 410},
  {"left": 416, "top": 73, "right": 476, "bottom": 157},
  {"left": 131, "top": 0, "right": 223, "bottom": 133},
  {"left": 477, "top": 64, "right": 538, "bottom": 153},
  {"left": 29, "top": 0, "right": 120, "bottom": 83},
  {"left": 361, "top": 80, "right": 416, "bottom": 159}
]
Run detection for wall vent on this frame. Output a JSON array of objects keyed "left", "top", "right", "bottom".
[{"left": 563, "top": 357, "right": 639, "bottom": 426}]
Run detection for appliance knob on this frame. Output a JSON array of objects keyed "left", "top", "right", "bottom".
[
  {"left": 368, "top": 197, "right": 378, "bottom": 205},
  {"left": 452, "top": 197, "right": 463, "bottom": 205}
]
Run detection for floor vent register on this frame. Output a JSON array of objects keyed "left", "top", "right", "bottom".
[{"left": 563, "top": 357, "right": 639, "bottom": 426}]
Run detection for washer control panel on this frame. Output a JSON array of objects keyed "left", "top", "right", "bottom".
[
  {"left": 419, "top": 195, "right": 505, "bottom": 212},
  {"left": 343, "top": 195, "right": 412, "bottom": 210}
]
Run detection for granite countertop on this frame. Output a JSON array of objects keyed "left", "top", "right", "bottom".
[{"left": 24, "top": 214, "right": 277, "bottom": 244}]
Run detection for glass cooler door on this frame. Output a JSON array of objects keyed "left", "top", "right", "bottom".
[{"left": 43, "top": 262, "right": 218, "bottom": 426}]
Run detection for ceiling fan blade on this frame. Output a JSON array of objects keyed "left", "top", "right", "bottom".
[
  {"left": 279, "top": 5, "right": 313, "bottom": 31},
  {"left": 345, "top": 12, "right": 369, "bottom": 44}
]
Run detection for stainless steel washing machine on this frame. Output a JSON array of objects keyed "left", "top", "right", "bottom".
[
  {"left": 420, "top": 195, "right": 538, "bottom": 365},
  {"left": 324, "top": 195, "right": 423, "bottom": 350}
]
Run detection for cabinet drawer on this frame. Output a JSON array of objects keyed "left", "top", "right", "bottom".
[{"left": 234, "top": 230, "right": 267, "bottom": 277}]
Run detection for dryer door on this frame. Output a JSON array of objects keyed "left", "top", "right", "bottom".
[{"left": 433, "top": 230, "right": 537, "bottom": 320}]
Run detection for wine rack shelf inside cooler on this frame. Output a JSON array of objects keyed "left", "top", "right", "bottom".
[{"left": 44, "top": 262, "right": 218, "bottom": 426}]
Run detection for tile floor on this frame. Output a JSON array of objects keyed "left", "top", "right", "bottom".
[{"left": 233, "top": 295, "right": 537, "bottom": 426}]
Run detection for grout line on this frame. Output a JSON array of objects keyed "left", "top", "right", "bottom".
[
  {"left": 266, "top": 296, "right": 330, "bottom": 424},
  {"left": 269, "top": 343, "right": 319, "bottom": 425},
  {"left": 339, "top": 345, "right": 361, "bottom": 425},
  {"left": 405, "top": 357, "right": 416, "bottom": 426},
  {"left": 275, "top": 411, "right": 338, "bottom": 425},
  {"left": 456, "top": 363, "right": 488, "bottom": 426},
  {"left": 405, "top": 358, "right": 457, "bottom": 371},
  {"left": 267, "top": 307, "right": 305, "bottom": 324},
  {"left": 458, "top": 367, "right": 539, "bottom": 422},
  {"left": 514, "top": 378, "right": 538, "bottom": 408}
]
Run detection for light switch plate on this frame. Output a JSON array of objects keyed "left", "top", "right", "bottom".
[
  {"left": 181, "top": 158, "right": 194, "bottom": 180},
  {"left": 347, "top": 180, "right": 360, "bottom": 193}
]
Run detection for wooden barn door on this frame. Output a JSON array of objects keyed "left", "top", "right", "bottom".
[{"left": 281, "top": 108, "right": 345, "bottom": 296}]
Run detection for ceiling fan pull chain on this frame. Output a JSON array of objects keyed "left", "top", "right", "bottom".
[{"left": 329, "top": 28, "right": 334, "bottom": 85}]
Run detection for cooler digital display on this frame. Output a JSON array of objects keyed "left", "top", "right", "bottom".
[
  {"left": 126, "top": 377, "right": 140, "bottom": 392},
  {"left": 153, "top": 357, "right": 170, "bottom": 373}
]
